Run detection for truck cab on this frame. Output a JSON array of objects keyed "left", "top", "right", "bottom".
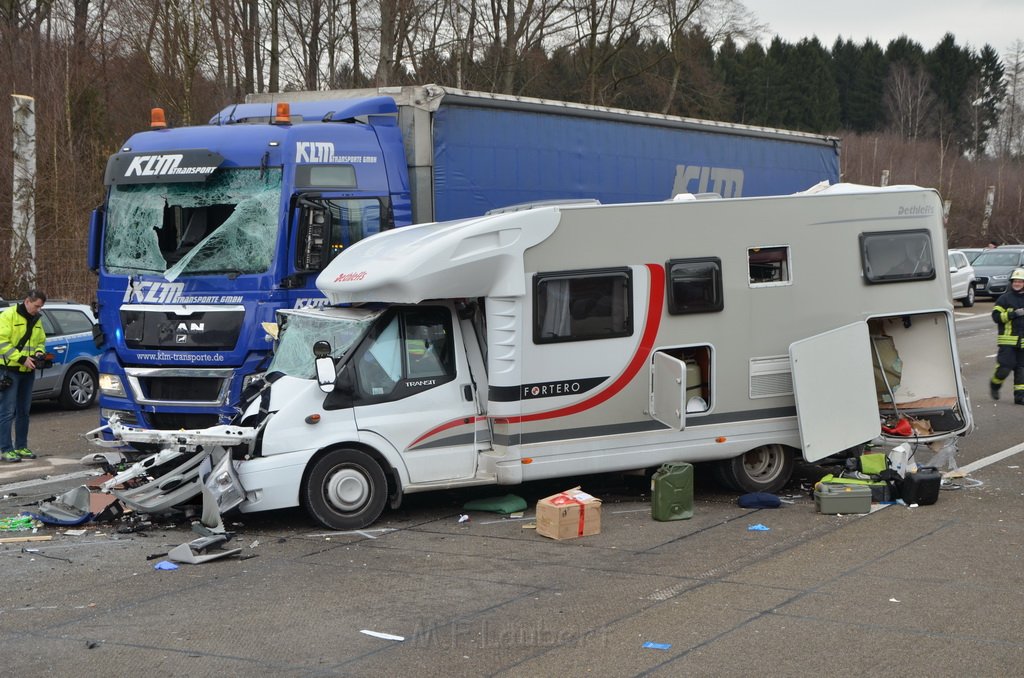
[{"left": 90, "top": 98, "right": 411, "bottom": 431}]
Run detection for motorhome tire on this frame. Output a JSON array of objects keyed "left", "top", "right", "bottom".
[
  {"left": 303, "top": 448, "right": 388, "bottom": 530},
  {"left": 721, "top": 444, "right": 794, "bottom": 493}
]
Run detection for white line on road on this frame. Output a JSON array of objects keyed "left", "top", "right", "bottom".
[{"left": 957, "top": 441, "right": 1024, "bottom": 476}]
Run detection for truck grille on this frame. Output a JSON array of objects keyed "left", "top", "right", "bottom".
[
  {"left": 120, "top": 306, "right": 245, "bottom": 350},
  {"left": 146, "top": 412, "right": 220, "bottom": 430},
  {"left": 124, "top": 367, "right": 234, "bottom": 407}
]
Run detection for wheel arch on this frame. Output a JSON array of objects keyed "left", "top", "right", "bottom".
[{"left": 299, "top": 440, "right": 403, "bottom": 511}]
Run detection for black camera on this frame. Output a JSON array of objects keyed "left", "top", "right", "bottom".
[{"left": 32, "top": 352, "right": 54, "bottom": 370}]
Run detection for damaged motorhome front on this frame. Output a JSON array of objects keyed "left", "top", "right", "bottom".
[{"left": 89, "top": 184, "right": 973, "bottom": 530}]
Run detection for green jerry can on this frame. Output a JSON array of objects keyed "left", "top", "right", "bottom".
[{"left": 651, "top": 463, "right": 694, "bottom": 521}]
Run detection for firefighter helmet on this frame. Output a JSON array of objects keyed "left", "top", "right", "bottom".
[{"left": 1012, "top": 268, "right": 1024, "bottom": 281}]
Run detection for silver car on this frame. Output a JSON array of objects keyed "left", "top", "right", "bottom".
[
  {"left": 948, "top": 250, "right": 977, "bottom": 307},
  {"left": 971, "top": 246, "right": 1024, "bottom": 299}
]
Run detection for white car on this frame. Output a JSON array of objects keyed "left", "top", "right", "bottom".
[{"left": 948, "top": 250, "right": 977, "bottom": 307}]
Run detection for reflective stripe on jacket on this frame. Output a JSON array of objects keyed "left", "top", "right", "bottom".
[{"left": 0, "top": 305, "right": 46, "bottom": 372}]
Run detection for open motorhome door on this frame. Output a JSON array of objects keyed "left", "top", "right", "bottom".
[
  {"left": 790, "top": 322, "right": 880, "bottom": 463},
  {"left": 650, "top": 352, "right": 687, "bottom": 431}
]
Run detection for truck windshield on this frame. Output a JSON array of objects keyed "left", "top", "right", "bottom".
[
  {"left": 104, "top": 167, "right": 283, "bottom": 278},
  {"left": 268, "top": 309, "right": 380, "bottom": 379}
]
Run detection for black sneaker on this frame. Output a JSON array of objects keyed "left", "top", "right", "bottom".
[{"left": 991, "top": 383, "right": 1001, "bottom": 400}]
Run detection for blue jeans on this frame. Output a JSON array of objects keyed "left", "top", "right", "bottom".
[{"left": 0, "top": 370, "right": 35, "bottom": 452}]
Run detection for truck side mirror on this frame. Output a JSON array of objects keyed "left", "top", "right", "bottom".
[
  {"left": 297, "top": 204, "right": 329, "bottom": 272},
  {"left": 87, "top": 208, "right": 103, "bottom": 272},
  {"left": 313, "top": 340, "right": 336, "bottom": 393}
]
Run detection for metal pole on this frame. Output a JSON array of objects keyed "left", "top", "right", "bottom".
[{"left": 11, "top": 94, "right": 37, "bottom": 287}]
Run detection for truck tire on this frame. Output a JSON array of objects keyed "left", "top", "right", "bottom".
[
  {"left": 302, "top": 448, "right": 388, "bottom": 530},
  {"left": 720, "top": 444, "right": 794, "bottom": 494},
  {"left": 59, "top": 363, "right": 98, "bottom": 410}
]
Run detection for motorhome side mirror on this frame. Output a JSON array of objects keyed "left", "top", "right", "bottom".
[
  {"left": 315, "top": 357, "right": 336, "bottom": 393},
  {"left": 297, "top": 204, "right": 329, "bottom": 272},
  {"left": 313, "top": 341, "right": 335, "bottom": 392}
]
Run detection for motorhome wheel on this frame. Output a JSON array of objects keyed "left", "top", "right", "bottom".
[
  {"left": 720, "top": 444, "right": 794, "bottom": 494},
  {"left": 303, "top": 448, "right": 388, "bottom": 530}
]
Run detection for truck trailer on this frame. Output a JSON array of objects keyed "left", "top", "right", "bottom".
[
  {"left": 88, "top": 183, "right": 972, "bottom": 530},
  {"left": 90, "top": 85, "right": 840, "bottom": 433}
]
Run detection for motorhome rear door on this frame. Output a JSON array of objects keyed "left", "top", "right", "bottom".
[{"left": 789, "top": 322, "right": 880, "bottom": 463}]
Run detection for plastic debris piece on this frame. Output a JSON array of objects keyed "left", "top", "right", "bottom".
[
  {"left": 889, "top": 598, "right": 900, "bottom": 603},
  {"left": 1, "top": 515, "right": 39, "bottom": 531},
  {"left": 462, "top": 493, "right": 528, "bottom": 514},
  {"left": 747, "top": 523, "right": 770, "bottom": 531},
  {"left": 249, "top": 539, "right": 260, "bottom": 549},
  {"left": 457, "top": 514, "right": 470, "bottom": 523},
  {"left": 154, "top": 561, "right": 178, "bottom": 570},
  {"left": 64, "top": 529, "right": 87, "bottom": 536},
  {"left": 360, "top": 629, "right": 405, "bottom": 641},
  {"left": 642, "top": 641, "right": 672, "bottom": 650}
]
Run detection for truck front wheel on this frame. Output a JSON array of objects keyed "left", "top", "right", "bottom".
[
  {"left": 303, "top": 448, "right": 388, "bottom": 530},
  {"left": 720, "top": 444, "right": 794, "bottom": 493}
]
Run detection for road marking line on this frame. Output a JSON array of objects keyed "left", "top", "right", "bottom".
[
  {"left": 0, "top": 469, "right": 98, "bottom": 493},
  {"left": 957, "top": 441, "right": 1024, "bottom": 476}
]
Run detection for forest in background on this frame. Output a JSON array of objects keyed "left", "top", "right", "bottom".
[{"left": 2, "top": 0, "right": 1024, "bottom": 301}]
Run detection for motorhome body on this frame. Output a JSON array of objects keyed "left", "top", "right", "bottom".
[{"left": 90, "top": 184, "right": 972, "bottom": 530}]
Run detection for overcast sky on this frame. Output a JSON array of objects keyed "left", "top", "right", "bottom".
[{"left": 740, "top": 0, "right": 1023, "bottom": 54}]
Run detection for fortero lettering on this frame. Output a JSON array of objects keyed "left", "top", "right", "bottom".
[{"left": 523, "top": 381, "right": 583, "bottom": 399}]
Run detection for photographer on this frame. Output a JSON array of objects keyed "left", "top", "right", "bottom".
[{"left": 0, "top": 289, "right": 47, "bottom": 462}]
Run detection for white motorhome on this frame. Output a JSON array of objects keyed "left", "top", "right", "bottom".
[{"left": 90, "top": 183, "right": 972, "bottom": 530}]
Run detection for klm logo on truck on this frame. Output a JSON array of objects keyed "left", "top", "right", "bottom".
[
  {"left": 124, "top": 154, "right": 218, "bottom": 178},
  {"left": 672, "top": 165, "right": 744, "bottom": 198},
  {"left": 295, "top": 142, "right": 378, "bottom": 164},
  {"left": 123, "top": 281, "right": 243, "bottom": 304}
]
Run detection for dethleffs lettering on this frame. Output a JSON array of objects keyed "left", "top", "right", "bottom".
[{"left": 333, "top": 271, "right": 367, "bottom": 282}]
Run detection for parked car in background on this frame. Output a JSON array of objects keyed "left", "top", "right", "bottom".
[
  {"left": 1, "top": 300, "right": 101, "bottom": 409},
  {"left": 957, "top": 247, "right": 985, "bottom": 263},
  {"left": 948, "top": 250, "right": 977, "bottom": 307},
  {"left": 971, "top": 246, "right": 1024, "bottom": 299}
]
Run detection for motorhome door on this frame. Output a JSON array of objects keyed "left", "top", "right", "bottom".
[{"left": 789, "top": 322, "right": 880, "bottom": 463}]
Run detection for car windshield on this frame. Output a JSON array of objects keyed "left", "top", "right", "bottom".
[
  {"left": 267, "top": 308, "right": 381, "bottom": 379},
  {"left": 973, "top": 251, "right": 1021, "bottom": 266},
  {"left": 104, "top": 167, "right": 282, "bottom": 279}
]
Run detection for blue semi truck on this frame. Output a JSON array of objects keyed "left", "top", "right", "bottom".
[{"left": 89, "top": 84, "right": 840, "bottom": 431}]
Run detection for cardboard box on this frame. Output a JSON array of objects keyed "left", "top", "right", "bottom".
[{"left": 535, "top": 488, "right": 601, "bottom": 539}]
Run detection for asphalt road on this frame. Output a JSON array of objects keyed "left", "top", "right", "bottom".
[{"left": 1, "top": 300, "right": 1022, "bottom": 676}]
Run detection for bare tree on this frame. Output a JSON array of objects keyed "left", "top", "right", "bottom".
[{"left": 884, "top": 61, "right": 936, "bottom": 140}]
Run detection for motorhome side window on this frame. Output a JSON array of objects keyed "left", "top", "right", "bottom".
[
  {"left": 748, "top": 246, "right": 791, "bottom": 287},
  {"left": 355, "top": 307, "right": 455, "bottom": 399},
  {"left": 534, "top": 269, "right": 632, "bottom": 343},
  {"left": 860, "top": 230, "right": 935, "bottom": 283},
  {"left": 667, "top": 258, "right": 723, "bottom": 314}
]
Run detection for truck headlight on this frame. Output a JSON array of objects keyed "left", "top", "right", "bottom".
[
  {"left": 243, "top": 372, "right": 266, "bottom": 390},
  {"left": 99, "top": 373, "right": 126, "bottom": 398}
]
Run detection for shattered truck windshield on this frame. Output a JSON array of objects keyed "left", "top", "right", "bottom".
[
  {"left": 104, "top": 168, "right": 282, "bottom": 278},
  {"left": 268, "top": 309, "right": 381, "bottom": 379}
]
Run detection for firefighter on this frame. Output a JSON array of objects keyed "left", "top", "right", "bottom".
[{"left": 990, "top": 268, "right": 1024, "bottom": 403}]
